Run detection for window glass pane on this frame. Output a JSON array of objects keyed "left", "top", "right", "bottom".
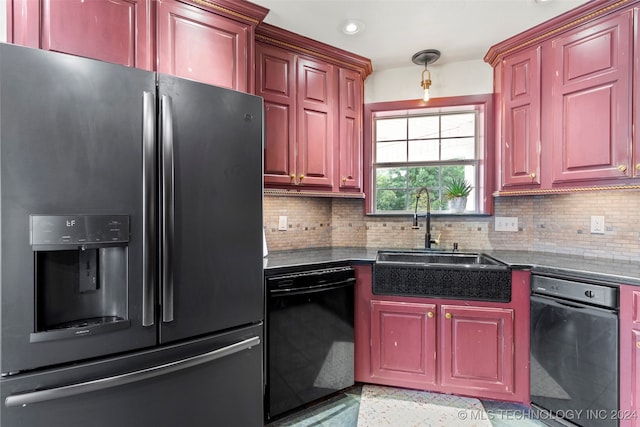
[
  {"left": 441, "top": 137, "right": 475, "bottom": 160},
  {"left": 441, "top": 113, "right": 475, "bottom": 138},
  {"left": 377, "top": 140, "right": 406, "bottom": 163},
  {"left": 376, "top": 118, "right": 407, "bottom": 141},
  {"left": 375, "top": 167, "right": 407, "bottom": 189},
  {"left": 408, "top": 116, "right": 439, "bottom": 139},
  {"left": 408, "top": 139, "right": 438, "bottom": 162},
  {"left": 408, "top": 166, "right": 439, "bottom": 189},
  {"left": 376, "top": 189, "right": 408, "bottom": 211}
]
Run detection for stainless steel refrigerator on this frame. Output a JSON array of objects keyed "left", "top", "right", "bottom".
[{"left": 0, "top": 43, "right": 264, "bottom": 427}]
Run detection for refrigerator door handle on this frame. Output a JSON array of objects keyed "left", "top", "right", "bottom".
[
  {"left": 161, "top": 95, "right": 175, "bottom": 323},
  {"left": 4, "top": 336, "right": 260, "bottom": 407},
  {"left": 142, "top": 91, "right": 156, "bottom": 327}
]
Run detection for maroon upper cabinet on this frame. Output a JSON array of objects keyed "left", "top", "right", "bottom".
[
  {"left": 550, "top": 11, "right": 633, "bottom": 184},
  {"left": 501, "top": 48, "right": 541, "bottom": 188},
  {"left": 157, "top": 0, "right": 252, "bottom": 91},
  {"left": 8, "top": 0, "right": 154, "bottom": 70},
  {"left": 256, "top": 42, "right": 297, "bottom": 186},
  {"left": 486, "top": 0, "right": 640, "bottom": 194},
  {"left": 296, "top": 57, "right": 335, "bottom": 188},
  {"left": 7, "top": 0, "right": 268, "bottom": 90},
  {"left": 338, "top": 68, "right": 364, "bottom": 191},
  {"left": 256, "top": 23, "right": 372, "bottom": 193}
]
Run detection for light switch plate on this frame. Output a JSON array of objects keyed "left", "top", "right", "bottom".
[
  {"left": 590, "top": 216, "right": 605, "bottom": 234},
  {"left": 495, "top": 216, "right": 518, "bottom": 232}
]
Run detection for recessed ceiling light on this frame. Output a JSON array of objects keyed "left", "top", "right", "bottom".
[{"left": 341, "top": 19, "right": 365, "bottom": 35}]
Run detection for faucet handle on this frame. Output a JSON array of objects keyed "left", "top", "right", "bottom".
[{"left": 433, "top": 233, "right": 441, "bottom": 245}]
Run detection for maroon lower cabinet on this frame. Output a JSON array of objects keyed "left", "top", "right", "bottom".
[
  {"left": 354, "top": 264, "right": 530, "bottom": 404},
  {"left": 439, "top": 305, "right": 514, "bottom": 394},
  {"left": 370, "top": 301, "right": 437, "bottom": 387},
  {"left": 619, "top": 285, "right": 640, "bottom": 427}
]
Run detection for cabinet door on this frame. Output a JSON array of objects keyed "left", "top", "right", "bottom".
[
  {"left": 620, "top": 285, "right": 640, "bottom": 427},
  {"left": 157, "top": 0, "right": 250, "bottom": 91},
  {"left": 635, "top": 8, "right": 640, "bottom": 179},
  {"left": 10, "top": 0, "right": 153, "bottom": 70},
  {"left": 440, "top": 305, "right": 514, "bottom": 394},
  {"left": 256, "top": 43, "right": 297, "bottom": 186},
  {"left": 551, "top": 11, "right": 633, "bottom": 183},
  {"left": 338, "top": 68, "right": 363, "bottom": 191},
  {"left": 297, "top": 57, "right": 335, "bottom": 188},
  {"left": 501, "top": 48, "right": 541, "bottom": 188},
  {"left": 370, "top": 301, "right": 436, "bottom": 387}
]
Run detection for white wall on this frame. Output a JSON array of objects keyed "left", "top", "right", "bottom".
[
  {"left": 0, "top": 0, "right": 6, "bottom": 43},
  {"left": 364, "top": 58, "right": 494, "bottom": 103}
]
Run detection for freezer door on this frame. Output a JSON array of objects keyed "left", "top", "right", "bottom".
[
  {"left": 157, "top": 74, "right": 264, "bottom": 343},
  {"left": 1, "top": 325, "right": 263, "bottom": 427},
  {"left": 0, "top": 44, "right": 157, "bottom": 374}
]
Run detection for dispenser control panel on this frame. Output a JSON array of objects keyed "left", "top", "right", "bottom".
[{"left": 30, "top": 214, "right": 130, "bottom": 247}]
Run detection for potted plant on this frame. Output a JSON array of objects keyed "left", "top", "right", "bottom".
[{"left": 445, "top": 177, "right": 472, "bottom": 213}]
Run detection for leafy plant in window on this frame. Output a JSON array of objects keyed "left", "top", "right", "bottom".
[{"left": 444, "top": 177, "right": 473, "bottom": 213}]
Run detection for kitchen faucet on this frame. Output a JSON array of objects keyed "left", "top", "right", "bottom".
[{"left": 411, "top": 186, "right": 439, "bottom": 249}]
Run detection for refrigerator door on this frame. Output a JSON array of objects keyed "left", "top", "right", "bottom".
[
  {"left": 0, "top": 44, "right": 157, "bottom": 374},
  {"left": 157, "top": 74, "right": 263, "bottom": 343},
  {"left": 1, "top": 324, "right": 263, "bottom": 427}
]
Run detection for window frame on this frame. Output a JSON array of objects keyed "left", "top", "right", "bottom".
[{"left": 363, "top": 94, "right": 495, "bottom": 216}]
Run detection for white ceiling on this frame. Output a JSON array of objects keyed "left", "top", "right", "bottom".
[{"left": 250, "top": 0, "right": 591, "bottom": 71}]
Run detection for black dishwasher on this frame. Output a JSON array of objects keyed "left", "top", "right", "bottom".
[
  {"left": 530, "top": 274, "right": 619, "bottom": 427},
  {"left": 265, "top": 266, "right": 355, "bottom": 421}
]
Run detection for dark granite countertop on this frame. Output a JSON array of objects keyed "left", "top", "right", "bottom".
[{"left": 264, "top": 247, "right": 640, "bottom": 286}]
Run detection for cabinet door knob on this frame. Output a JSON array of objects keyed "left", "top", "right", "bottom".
[
  {"left": 617, "top": 164, "right": 628, "bottom": 173},
  {"left": 636, "top": 341, "right": 640, "bottom": 349},
  {"left": 529, "top": 172, "right": 536, "bottom": 180},
  {"left": 427, "top": 311, "right": 434, "bottom": 318},
  {"left": 636, "top": 163, "right": 640, "bottom": 171},
  {"left": 289, "top": 174, "right": 296, "bottom": 181},
  {"left": 299, "top": 174, "right": 305, "bottom": 181},
  {"left": 445, "top": 312, "right": 452, "bottom": 319},
  {"left": 342, "top": 177, "right": 347, "bottom": 184}
]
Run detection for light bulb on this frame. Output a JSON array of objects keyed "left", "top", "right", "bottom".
[{"left": 423, "top": 88, "right": 430, "bottom": 102}]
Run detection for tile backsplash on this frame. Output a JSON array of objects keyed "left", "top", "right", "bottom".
[{"left": 264, "top": 190, "right": 640, "bottom": 261}]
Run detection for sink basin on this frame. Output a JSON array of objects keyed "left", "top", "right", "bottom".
[
  {"left": 374, "top": 250, "right": 511, "bottom": 302},
  {"left": 376, "top": 251, "right": 503, "bottom": 267}
]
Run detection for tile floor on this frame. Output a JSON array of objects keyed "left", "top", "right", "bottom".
[{"left": 267, "top": 384, "right": 549, "bottom": 427}]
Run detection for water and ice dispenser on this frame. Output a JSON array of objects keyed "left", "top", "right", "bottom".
[{"left": 30, "top": 214, "right": 131, "bottom": 342}]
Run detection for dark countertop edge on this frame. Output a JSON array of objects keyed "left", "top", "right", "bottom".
[{"left": 263, "top": 247, "right": 640, "bottom": 287}]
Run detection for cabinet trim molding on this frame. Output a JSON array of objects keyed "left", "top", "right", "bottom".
[
  {"left": 484, "top": 0, "right": 634, "bottom": 66},
  {"left": 187, "top": 0, "right": 269, "bottom": 25},
  {"left": 494, "top": 183, "right": 640, "bottom": 196},
  {"left": 256, "top": 23, "right": 373, "bottom": 78},
  {"left": 264, "top": 189, "right": 365, "bottom": 199}
]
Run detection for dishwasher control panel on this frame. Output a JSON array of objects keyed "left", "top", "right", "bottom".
[{"left": 531, "top": 275, "right": 618, "bottom": 308}]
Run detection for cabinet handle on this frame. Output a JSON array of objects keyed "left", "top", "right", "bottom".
[
  {"left": 636, "top": 341, "right": 640, "bottom": 349},
  {"left": 342, "top": 177, "right": 347, "bottom": 184},
  {"left": 529, "top": 172, "right": 536, "bottom": 180},
  {"left": 299, "top": 174, "right": 305, "bottom": 182},
  {"left": 427, "top": 312, "right": 434, "bottom": 318},
  {"left": 289, "top": 174, "right": 296, "bottom": 182},
  {"left": 445, "top": 312, "right": 452, "bottom": 319},
  {"left": 617, "top": 165, "right": 628, "bottom": 173},
  {"left": 636, "top": 163, "right": 640, "bottom": 172}
]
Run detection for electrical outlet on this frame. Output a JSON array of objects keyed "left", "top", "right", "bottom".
[
  {"left": 495, "top": 216, "right": 518, "bottom": 232},
  {"left": 590, "top": 215, "right": 605, "bottom": 234},
  {"left": 278, "top": 216, "right": 288, "bottom": 231}
]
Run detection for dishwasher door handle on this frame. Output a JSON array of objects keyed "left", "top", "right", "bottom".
[{"left": 269, "top": 278, "right": 355, "bottom": 296}]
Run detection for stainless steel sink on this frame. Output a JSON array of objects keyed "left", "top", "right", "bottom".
[
  {"left": 374, "top": 250, "right": 511, "bottom": 302},
  {"left": 375, "top": 251, "right": 504, "bottom": 267}
]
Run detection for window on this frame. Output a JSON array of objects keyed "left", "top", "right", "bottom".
[{"left": 364, "top": 95, "right": 493, "bottom": 215}]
